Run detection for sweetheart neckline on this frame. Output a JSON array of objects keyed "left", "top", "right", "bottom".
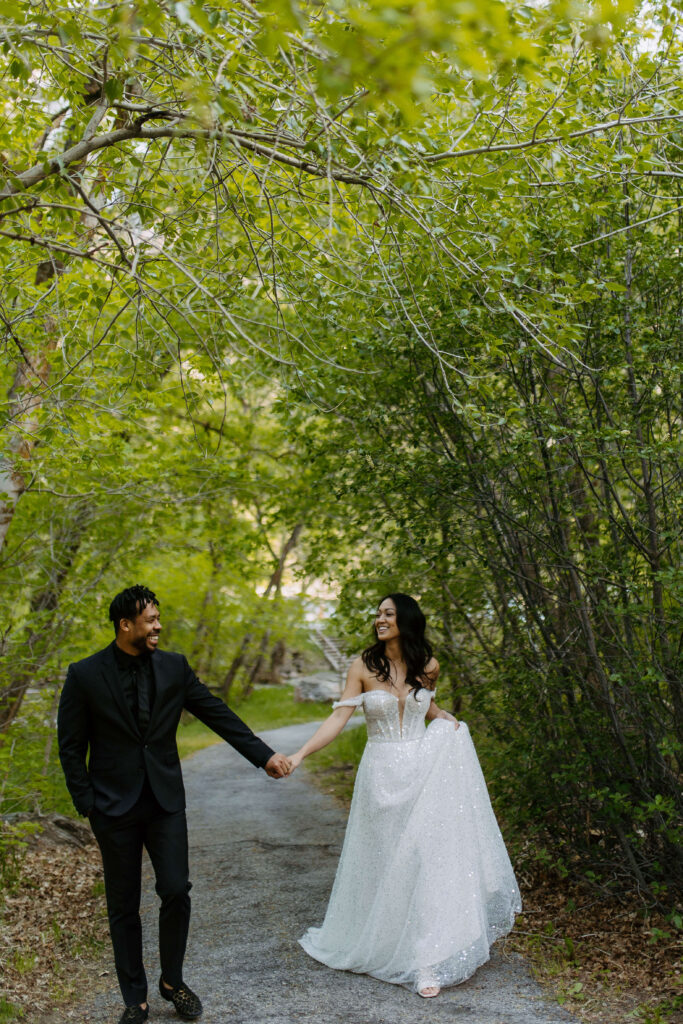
[
  {"left": 363, "top": 689, "right": 432, "bottom": 700},
  {"left": 362, "top": 687, "right": 432, "bottom": 735}
]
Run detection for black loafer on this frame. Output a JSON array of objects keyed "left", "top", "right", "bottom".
[
  {"left": 119, "top": 1006, "right": 149, "bottom": 1024},
  {"left": 159, "top": 977, "right": 203, "bottom": 1020}
]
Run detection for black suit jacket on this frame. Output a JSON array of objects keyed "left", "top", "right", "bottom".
[{"left": 57, "top": 642, "right": 275, "bottom": 816}]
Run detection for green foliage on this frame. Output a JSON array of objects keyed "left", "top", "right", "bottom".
[
  {"left": 0, "top": 690, "right": 77, "bottom": 886},
  {"left": 0, "top": 0, "right": 680, "bottom": 916},
  {"left": 273, "top": 26, "right": 683, "bottom": 905},
  {"left": 628, "top": 995, "right": 683, "bottom": 1024},
  {"left": 0, "top": 821, "right": 39, "bottom": 893},
  {"left": 0, "top": 689, "right": 73, "bottom": 817},
  {"left": 0, "top": 998, "right": 22, "bottom": 1024}
]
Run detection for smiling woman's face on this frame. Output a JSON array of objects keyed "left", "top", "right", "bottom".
[{"left": 375, "top": 599, "right": 400, "bottom": 642}]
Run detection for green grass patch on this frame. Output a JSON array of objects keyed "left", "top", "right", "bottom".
[
  {"left": 177, "top": 685, "right": 332, "bottom": 760},
  {"left": 176, "top": 718, "right": 223, "bottom": 760},
  {"left": 0, "top": 998, "right": 22, "bottom": 1023},
  {"left": 303, "top": 721, "right": 367, "bottom": 804},
  {"left": 628, "top": 995, "right": 683, "bottom": 1024},
  {"left": 11, "top": 950, "right": 36, "bottom": 975}
]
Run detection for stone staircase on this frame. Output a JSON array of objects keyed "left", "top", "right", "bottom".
[
  {"left": 293, "top": 629, "right": 353, "bottom": 703},
  {"left": 311, "top": 628, "right": 352, "bottom": 675}
]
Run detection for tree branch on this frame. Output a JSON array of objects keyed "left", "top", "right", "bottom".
[
  {"left": 0, "top": 121, "right": 370, "bottom": 203},
  {"left": 426, "top": 112, "right": 683, "bottom": 163},
  {"left": 571, "top": 203, "right": 683, "bottom": 250}
]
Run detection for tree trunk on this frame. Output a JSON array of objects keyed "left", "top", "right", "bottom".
[
  {"left": 263, "top": 523, "right": 303, "bottom": 598},
  {"left": 0, "top": 504, "right": 91, "bottom": 732},
  {"left": 268, "top": 639, "right": 287, "bottom": 685},
  {"left": 241, "top": 630, "right": 271, "bottom": 700},
  {"left": 221, "top": 634, "right": 252, "bottom": 700}
]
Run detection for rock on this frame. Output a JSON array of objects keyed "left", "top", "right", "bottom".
[
  {"left": 2, "top": 812, "right": 94, "bottom": 848},
  {"left": 292, "top": 671, "right": 343, "bottom": 703}
]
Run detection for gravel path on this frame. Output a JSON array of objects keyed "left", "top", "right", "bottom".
[{"left": 82, "top": 721, "right": 579, "bottom": 1024}]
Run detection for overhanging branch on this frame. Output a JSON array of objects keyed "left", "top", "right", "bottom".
[
  {"left": 426, "top": 112, "right": 683, "bottom": 163},
  {"left": 0, "top": 120, "right": 370, "bottom": 203}
]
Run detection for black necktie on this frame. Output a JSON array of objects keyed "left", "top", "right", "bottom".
[{"left": 135, "top": 662, "right": 151, "bottom": 734}]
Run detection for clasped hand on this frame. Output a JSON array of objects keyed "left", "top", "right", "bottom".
[{"left": 264, "top": 752, "right": 296, "bottom": 778}]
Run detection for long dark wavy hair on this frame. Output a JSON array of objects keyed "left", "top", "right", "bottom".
[{"left": 361, "top": 593, "right": 434, "bottom": 695}]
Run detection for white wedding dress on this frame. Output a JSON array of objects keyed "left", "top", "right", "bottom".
[{"left": 299, "top": 688, "right": 522, "bottom": 993}]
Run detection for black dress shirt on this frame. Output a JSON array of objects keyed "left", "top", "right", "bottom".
[{"left": 113, "top": 644, "right": 155, "bottom": 734}]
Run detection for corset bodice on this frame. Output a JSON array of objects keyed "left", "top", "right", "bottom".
[{"left": 333, "top": 687, "right": 435, "bottom": 742}]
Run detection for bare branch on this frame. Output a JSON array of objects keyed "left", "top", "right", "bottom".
[
  {"left": 571, "top": 203, "right": 683, "bottom": 250},
  {"left": 426, "top": 112, "right": 683, "bottom": 163}
]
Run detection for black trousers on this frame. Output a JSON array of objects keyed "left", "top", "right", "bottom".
[{"left": 90, "top": 779, "right": 191, "bottom": 1006}]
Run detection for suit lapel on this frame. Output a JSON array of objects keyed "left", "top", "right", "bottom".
[{"left": 101, "top": 642, "right": 140, "bottom": 737}]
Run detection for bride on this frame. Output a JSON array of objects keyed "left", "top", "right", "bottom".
[{"left": 288, "top": 593, "right": 521, "bottom": 998}]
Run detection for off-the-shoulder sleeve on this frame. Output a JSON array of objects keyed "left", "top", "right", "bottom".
[{"left": 332, "top": 694, "right": 364, "bottom": 709}]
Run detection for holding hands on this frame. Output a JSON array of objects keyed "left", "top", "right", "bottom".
[
  {"left": 264, "top": 753, "right": 294, "bottom": 778},
  {"left": 263, "top": 751, "right": 305, "bottom": 778}
]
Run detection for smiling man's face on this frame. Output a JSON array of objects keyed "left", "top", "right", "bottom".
[{"left": 118, "top": 602, "right": 162, "bottom": 654}]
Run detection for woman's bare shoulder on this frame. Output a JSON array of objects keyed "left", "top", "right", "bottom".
[
  {"left": 347, "top": 653, "right": 378, "bottom": 690},
  {"left": 346, "top": 655, "right": 369, "bottom": 682},
  {"left": 346, "top": 654, "right": 367, "bottom": 676}
]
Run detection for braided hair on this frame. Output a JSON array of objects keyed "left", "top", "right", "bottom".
[{"left": 108, "top": 585, "right": 160, "bottom": 633}]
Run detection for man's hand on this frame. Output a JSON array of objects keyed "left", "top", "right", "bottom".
[{"left": 264, "top": 752, "right": 292, "bottom": 778}]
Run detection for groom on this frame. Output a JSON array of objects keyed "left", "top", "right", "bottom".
[{"left": 58, "top": 585, "right": 291, "bottom": 1024}]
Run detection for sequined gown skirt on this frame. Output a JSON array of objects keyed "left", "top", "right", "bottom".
[{"left": 299, "top": 715, "right": 522, "bottom": 992}]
